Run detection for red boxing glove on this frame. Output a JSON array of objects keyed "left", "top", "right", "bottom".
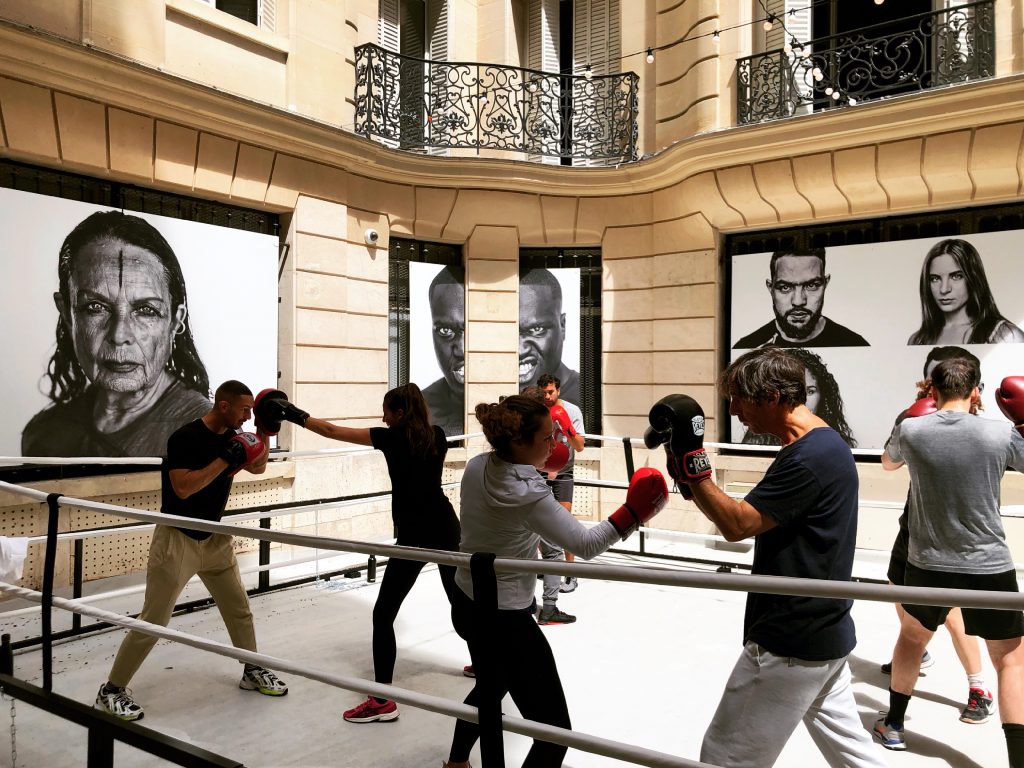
[
  {"left": 905, "top": 397, "right": 938, "bottom": 419},
  {"left": 997, "top": 376, "right": 1024, "bottom": 426},
  {"left": 222, "top": 432, "right": 265, "bottom": 476},
  {"left": 542, "top": 438, "right": 570, "bottom": 474},
  {"left": 549, "top": 404, "right": 577, "bottom": 439},
  {"left": 609, "top": 467, "right": 669, "bottom": 539}
]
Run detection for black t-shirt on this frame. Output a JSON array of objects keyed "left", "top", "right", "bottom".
[
  {"left": 743, "top": 427, "right": 858, "bottom": 660},
  {"left": 161, "top": 419, "right": 236, "bottom": 540},
  {"left": 370, "top": 424, "right": 459, "bottom": 547},
  {"left": 733, "top": 318, "right": 869, "bottom": 349}
]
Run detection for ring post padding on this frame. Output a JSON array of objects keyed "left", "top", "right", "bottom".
[
  {"left": 42, "top": 492, "right": 62, "bottom": 692},
  {"left": 470, "top": 552, "right": 504, "bottom": 768}
]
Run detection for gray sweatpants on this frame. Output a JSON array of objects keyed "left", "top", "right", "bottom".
[{"left": 701, "top": 642, "right": 888, "bottom": 768}]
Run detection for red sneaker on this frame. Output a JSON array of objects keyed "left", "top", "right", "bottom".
[
  {"left": 343, "top": 696, "right": 399, "bottom": 723},
  {"left": 463, "top": 664, "right": 475, "bottom": 678}
]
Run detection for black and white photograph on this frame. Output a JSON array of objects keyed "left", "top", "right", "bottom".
[
  {"left": 728, "top": 231, "right": 1024, "bottom": 448},
  {"left": 518, "top": 267, "right": 581, "bottom": 408},
  {"left": 410, "top": 262, "right": 466, "bottom": 437},
  {"left": 0, "top": 187, "right": 278, "bottom": 459}
]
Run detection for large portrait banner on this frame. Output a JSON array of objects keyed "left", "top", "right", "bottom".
[
  {"left": 728, "top": 232, "right": 1024, "bottom": 449},
  {"left": 0, "top": 187, "right": 278, "bottom": 459}
]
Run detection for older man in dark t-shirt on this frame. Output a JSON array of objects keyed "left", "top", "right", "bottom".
[{"left": 664, "top": 347, "right": 884, "bottom": 768}]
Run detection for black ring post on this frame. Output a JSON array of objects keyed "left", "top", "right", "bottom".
[
  {"left": 470, "top": 552, "right": 504, "bottom": 768},
  {"left": 1, "top": 633, "right": 12, "bottom": 675},
  {"left": 42, "top": 492, "right": 63, "bottom": 692},
  {"left": 73, "top": 538, "right": 84, "bottom": 632},
  {"left": 258, "top": 516, "right": 271, "bottom": 592},
  {"left": 622, "top": 438, "right": 647, "bottom": 553}
]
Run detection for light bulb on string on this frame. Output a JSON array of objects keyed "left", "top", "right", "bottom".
[
  {"left": 763, "top": 14, "right": 775, "bottom": 31},
  {"left": 646, "top": 48, "right": 654, "bottom": 64},
  {"left": 824, "top": 86, "right": 833, "bottom": 95},
  {"left": 712, "top": 30, "right": 720, "bottom": 42},
  {"left": 584, "top": 64, "right": 593, "bottom": 80},
  {"left": 831, "top": 91, "right": 841, "bottom": 101},
  {"left": 848, "top": 97, "right": 858, "bottom": 105}
]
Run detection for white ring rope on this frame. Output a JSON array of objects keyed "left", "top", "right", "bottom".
[
  {"left": 2, "top": 481, "right": 1023, "bottom": 611},
  {"left": 0, "top": 582, "right": 715, "bottom": 768}
]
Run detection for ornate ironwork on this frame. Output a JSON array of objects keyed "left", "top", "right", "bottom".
[
  {"left": 354, "top": 43, "right": 638, "bottom": 164},
  {"left": 737, "top": 0, "right": 995, "bottom": 125}
]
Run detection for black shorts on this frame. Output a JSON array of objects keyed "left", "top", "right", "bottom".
[
  {"left": 903, "top": 564, "right": 1024, "bottom": 640},
  {"left": 545, "top": 472, "right": 574, "bottom": 504},
  {"left": 886, "top": 508, "right": 910, "bottom": 585}
]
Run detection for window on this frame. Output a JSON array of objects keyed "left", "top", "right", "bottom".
[{"left": 194, "top": 0, "right": 276, "bottom": 32}]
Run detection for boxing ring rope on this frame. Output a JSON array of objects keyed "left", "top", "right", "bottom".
[
  {"left": 0, "top": 582, "right": 715, "bottom": 768},
  {"left": 5, "top": 483, "right": 1024, "bottom": 767}
]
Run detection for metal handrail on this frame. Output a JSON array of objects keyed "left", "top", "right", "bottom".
[
  {"left": 354, "top": 43, "right": 638, "bottom": 164},
  {"left": 737, "top": 0, "right": 995, "bottom": 124}
]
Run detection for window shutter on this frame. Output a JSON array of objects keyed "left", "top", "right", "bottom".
[
  {"left": 573, "top": 0, "right": 619, "bottom": 76},
  {"left": 379, "top": 0, "right": 399, "bottom": 51},
  {"left": 427, "top": 0, "right": 448, "bottom": 61},
  {"left": 259, "top": 0, "right": 275, "bottom": 33},
  {"left": 526, "top": 0, "right": 561, "bottom": 164}
]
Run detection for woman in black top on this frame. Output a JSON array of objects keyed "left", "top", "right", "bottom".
[{"left": 301, "top": 383, "right": 461, "bottom": 723}]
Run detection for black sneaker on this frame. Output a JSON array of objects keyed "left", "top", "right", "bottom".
[
  {"left": 960, "top": 687, "right": 994, "bottom": 724},
  {"left": 537, "top": 606, "right": 576, "bottom": 625},
  {"left": 881, "top": 650, "right": 932, "bottom": 675}
]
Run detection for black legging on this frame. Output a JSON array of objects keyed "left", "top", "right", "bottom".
[
  {"left": 372, "top": 556, "right": 459, "bottom": 684},
  {"left": 372, "top": 513, "right": 461, "bottom": 685},
  {"left": 448, "top": 587, "right": 571, "bottom": 767}
]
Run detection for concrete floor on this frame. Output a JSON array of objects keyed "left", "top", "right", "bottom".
[{"left": 0, "top": 540, "right": 1009, "bottom": 768}]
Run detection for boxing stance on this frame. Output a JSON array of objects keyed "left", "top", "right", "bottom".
[
  {"left": 647, "top": 348, "right": 886, "bottom": 768},
  {"left": 444, "top": 395, "right": 667, "bottom": 768},
  {"left": 878, "top": 365, "right": 1024, "bottom": 764},
  {"left": 96, "top": 380, "right": 287, "bottom": 721},
  {"left": 879, "top": 346, "right": 988, "bottom": 725},
  {"left": 255, "top": 384, "right": 461, "bottom": 724}
]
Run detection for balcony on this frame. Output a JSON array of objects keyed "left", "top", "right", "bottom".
[
  {"left": 737, "top": 0, "right": 995, "bottom": 125},
  {"left": 354, "top": 43, "right": 638, "bottom": 165}
]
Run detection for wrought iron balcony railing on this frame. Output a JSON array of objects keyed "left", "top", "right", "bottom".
[
  {"left": 737, "top": 0, "right": 995, "bottom": 125},
  {"left": 354, "top": 43, "right": 638, "bottom": 164}
]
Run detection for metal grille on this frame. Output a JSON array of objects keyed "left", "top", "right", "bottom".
[
  {"left": 354, "top": 43, "right": 638, "bottom": 165},
  {"left": 0, "top": 159, "right": 279, "bottom": 235},
  {"left": 737, "top": 0, "right": 995, "bottom": 125},
  {"left": 388, "top": 238, "right": 463, "bottom": 389},
  {"left": 520, "top": 248, "right": 602, "bottom": 436}
]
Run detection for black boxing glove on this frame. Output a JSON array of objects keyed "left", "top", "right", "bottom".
[
  {"left": 648, "top": 394, "right": 713, "bottom": 499},
  {"left": 222, "top": 432, "right": 265, "bottom": 476},
  {"left": 254, "top": 389, "right": 310, "bottom": 435}
]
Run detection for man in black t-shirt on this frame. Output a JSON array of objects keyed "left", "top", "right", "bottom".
[
  {"left": 733, "top": 249, "right": 868, "bottom": 349},
  {"left": 665, "top": 348, "right": 885, "bottom": 767},
  {"left": 94, "top": 380, "right": 288, "bottom": 721}
]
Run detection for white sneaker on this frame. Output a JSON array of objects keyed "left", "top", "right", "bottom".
[
  {"left": 559, "top": 576, "right": 578, "bottom": 594},
  {"left": 239, "top": 665, "right": 288, "bottom": 696},
  {"left": 95, "top": 684, "right": 144, "bottom": 721}
]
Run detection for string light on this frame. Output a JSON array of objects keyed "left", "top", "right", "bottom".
[
  {"left": 712, "top": 30, "right": 720, "bottom": 42},
  {"left": 584, "top": 64, "right": 593, "bottom": 80},
  {"left": 763, "top": 13, "right": 775, "bottom": 31},
  {"left": 646, "top": 48, "right": 654, "bottom": 64}
]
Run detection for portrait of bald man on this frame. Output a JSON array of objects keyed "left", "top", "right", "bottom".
[
  {"left": 519, "top": 268, "right": 580, "bottom": 407},
  {"left": 421, "top": 265, "right": 466, "bottom": 437}
]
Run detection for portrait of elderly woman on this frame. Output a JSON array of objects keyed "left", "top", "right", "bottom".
[
  {"left": 21, "top": 211, "right": 211, "bottom": 457},
  {"left": 907, "top": 238, "right": 1024, "bottom": 345}
]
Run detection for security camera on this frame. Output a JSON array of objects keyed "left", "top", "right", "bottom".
[{"left": 364, "top": 228, "right": 380, "bottom": 245}]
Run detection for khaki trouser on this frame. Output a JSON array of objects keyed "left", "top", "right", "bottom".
[{"left": 108, "top": 525, "right": 256, "bottom": 687}]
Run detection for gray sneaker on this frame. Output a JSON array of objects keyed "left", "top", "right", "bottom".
[
  {"left": 960, "top": 687, "right": 994, "bottom": 724},
  {"left": 559, "top": 577, "right": 578, "bottom": 594},
  {"left": 239, "top": 665, "right": 288, "bottom": 696},
  {"left": 537, "top": 606, "right": 576, "bottom": 625},
  {"left": 95, "top": 684, "right": 144, "bottom": 721}
]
